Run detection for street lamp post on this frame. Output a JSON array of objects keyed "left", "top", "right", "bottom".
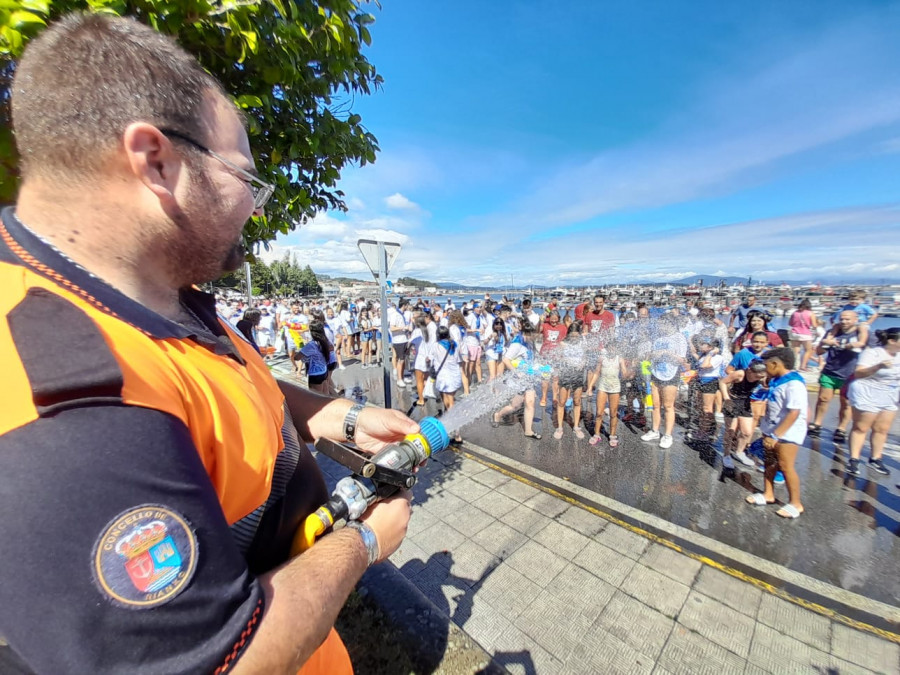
[{"left": 357, "top": 239, "right": 402, "bottom": 409}]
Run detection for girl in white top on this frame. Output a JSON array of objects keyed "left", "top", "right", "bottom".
[
  {"left": 847, "top": 327, "right": 900, "bottom": 477},
  {"left": 464, "top": 307, "right": 487, "bottom": 386},
  {"left": 256, "top": 307, "right": 277, "bottom": 355},
  {"left": 447, "top": 311, "right": 470, "bottom": 396},
  {"left": 553, "top": 322, "right": 589, "bottom": 440},
  {"left": 745, "top": 348, "right": 808, "bottom": 519},
  {"left": 430, "top": 326, "right": 464, "bottom": 442},
  {"left": 485, "top": 318, "right": 509, "bottom": 382},
  {"left": 337, "top": 301, "right": 353, "bottom": 359},
  {"left": 410, "top": 315, "right": 434, "bottom": 408},
  {"left": 358, "top": 308, "right": 375, "bottom": 369},
  {"left": 325, "top": 306, "right": 345, "bottom": 369},
  {"left": 641, "top": 316, "right": 688, "bottom": 450},
  {"left": 587, "top": 345, "right": 629, "bottom": 447},
  {"left": 694, "top": 338, "right": 725, "bottom": 438}
]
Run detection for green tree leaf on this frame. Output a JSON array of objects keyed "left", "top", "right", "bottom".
[
  {"left": 235, "top": 93, "right": 264, "bottom": 108},
  {"left": 0, "top": 0, "right": 382, "bottom": 252}
]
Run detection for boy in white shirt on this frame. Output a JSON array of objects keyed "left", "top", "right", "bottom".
[{"left": 745, "top": 347, "right": 808, "bottom": 519}]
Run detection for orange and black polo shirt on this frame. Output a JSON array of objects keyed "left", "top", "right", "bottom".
[{"left": 0, "top": 207, "right": 329, "bottom": 674}]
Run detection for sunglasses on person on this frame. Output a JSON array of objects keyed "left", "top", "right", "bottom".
[{"left": 159, "top": 128, "right": 275, "bottom": 211}]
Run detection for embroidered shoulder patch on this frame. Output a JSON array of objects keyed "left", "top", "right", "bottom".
[{"left": 93, "top": 504, "right": 198, "bottom": 609}]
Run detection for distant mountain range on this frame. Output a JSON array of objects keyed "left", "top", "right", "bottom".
[
  {"left": 666, "top": 275, "right": 749, "bottom": 286},
  {"left": 431, "top": 275, "right": 897, "bottom": 292},
  {"left": 434, "top": 276, "right": 748, "bottom": 291}
]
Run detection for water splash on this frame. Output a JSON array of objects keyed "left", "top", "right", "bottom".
[
  {"left": 439, "top": 370, "right": 524, "bottom": 434},
  {"left": 436, "top": 314, "right": 730, "bottom": 434}
]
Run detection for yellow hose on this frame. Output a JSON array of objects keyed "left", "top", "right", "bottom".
[{"left": 290, "top": 507, "right": 334, "bottom": 556}]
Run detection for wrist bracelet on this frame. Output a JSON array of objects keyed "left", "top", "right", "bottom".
[
  {"left": 346, "top": 521, "right": 379, "bottom": 567},
  {"left": 343, "top": 403, "right": 364, "bottom": 442}
]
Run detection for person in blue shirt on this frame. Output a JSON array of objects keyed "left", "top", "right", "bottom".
[
  {"left": 832, "top": 290, "right": 878, "bottom": 326},
  {"left": 727, "top": 332, "right": 770, "bottom": 373}
]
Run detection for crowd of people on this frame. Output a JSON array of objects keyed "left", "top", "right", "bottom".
[{"left": 226, "top": 289, "right": 899, "bottom": 522}]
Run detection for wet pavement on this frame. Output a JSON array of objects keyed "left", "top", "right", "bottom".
[{"left": 305, "top": 356, "right": 900, "bottom": 608}]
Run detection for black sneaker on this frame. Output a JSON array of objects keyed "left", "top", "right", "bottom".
[
  {"left": 869, "top": 459, "right": 891, "bottom": 476},
  {"left": 807, "top": 424, "right": 821, "bottom": 437},
  {"left": 833, "top": 429, "right": 846, "bottom": 443},
  {"left": 846, "top": 459, "right": 861, "bottom": 476}
]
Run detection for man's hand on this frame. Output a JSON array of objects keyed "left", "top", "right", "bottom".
[
  {"left": 359, "top": 490, "right": 413, "bottom": 562},
  {"left": 354, "top": 407, "right": 420, "bottom": 453}
]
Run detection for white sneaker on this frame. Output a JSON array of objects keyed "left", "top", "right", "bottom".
[
  {"left": 641, "top": 430, "right": 661, "bottom": 442},
  {"left": 339, "top": 364, "right": 346, "bottom": 370},
  {"left": 722, "top": 455, "right": 735, "bottom": 469},
  {"left": 733, "top": 451, "right": 755, "bottom": 467},
  {"left": 659, "top": 434, "right": 673, "bottom": 449},
  {"left": 396, "top": 380, "right": 406, "bottom": 388},
  {"left": 714, "top": 411, "right": 725, "bottom": 422}
]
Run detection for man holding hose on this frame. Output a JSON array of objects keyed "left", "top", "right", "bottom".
[{"left": 0, "top": 14, "right": 416, "bottom": 674}]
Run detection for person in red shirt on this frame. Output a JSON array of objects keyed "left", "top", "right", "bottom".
[
  {"left": 539, "top": 310, "right": 565, "bottom": 407},
  {"left": 731, "top": 310, "right": 783, "bottom": 353},
  {"left": 583, "top": 295, "right": 617, "bottom": 335},
  {"left": 574, "top": 297, "right": 591, "bottom": 322}
]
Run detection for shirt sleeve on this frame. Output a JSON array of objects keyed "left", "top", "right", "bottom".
[
  {"left": 784, "top": 381, "right": 808, "bottom": 411},
  {"left": 857, "top": 348, "right": 880, "bottom": 368},
  {"left": 0, "top": 404, "right": 263, "bottom": 675}
]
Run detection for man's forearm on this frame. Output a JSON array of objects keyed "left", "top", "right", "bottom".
[
  {"left": 277, "top": 379, "right": 352, "bottom": 442},
  {"left": 231, "top": 528, "right": 368, "bottom": 674}
]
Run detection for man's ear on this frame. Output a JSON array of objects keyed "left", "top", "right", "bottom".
[{"left": 122, "top": 123, "right": 180, "bottom": 200}]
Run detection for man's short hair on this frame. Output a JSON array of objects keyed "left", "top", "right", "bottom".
[
  {"left": 12, "top": 13, "right": 227, "bottom": 181},
  {"left": 751, "top": 331, "right": 768, "bottom": 340},
  {"left": 762, "top": 347, "right": 795, "bottom": 370}
]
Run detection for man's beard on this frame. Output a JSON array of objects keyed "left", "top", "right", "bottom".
[
  {"left": 177, "top": 166, "right": 248, "bottom": 282},
  {"left": 221, "top": 239, "right": 246, "bottom": 273}
]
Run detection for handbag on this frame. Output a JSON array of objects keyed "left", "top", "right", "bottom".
[{"left": 425, "top": 347, "right": 451, "bottom": 399}]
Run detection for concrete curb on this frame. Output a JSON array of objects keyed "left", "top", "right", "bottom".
[
  {"left": 358, "top": 560, "right": 503, "bottom": 674},
  {"left": 457, "top": 440, "right": 900, "bottom": 642}
]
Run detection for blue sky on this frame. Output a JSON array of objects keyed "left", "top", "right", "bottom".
[{"left": 264, "top": 0, "right": 900, "bottom": 286}]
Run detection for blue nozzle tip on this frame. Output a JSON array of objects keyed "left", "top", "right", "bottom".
[{"left": 419, "top": 417, "right": 450, "bottom": 455}]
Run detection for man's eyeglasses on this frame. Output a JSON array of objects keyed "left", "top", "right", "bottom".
[{"left": 159, "top": 128, "right": 275, "bottom": 211}]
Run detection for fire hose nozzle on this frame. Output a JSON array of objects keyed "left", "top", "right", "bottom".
[{"left": 292, "top": 417, "right": 451, "bottom": 556}]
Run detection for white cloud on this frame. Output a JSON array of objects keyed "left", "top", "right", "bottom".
[
  {"left": 400, "top": 261, "right": 432, "bottom": 272},
  {"left": 301, "top": 212, "right": 348, "bottom": 237},
  {"left": 354, "top": 228, "right": 411, "bottom": 245},
  {"left": 384, "top": 192, "right": 419, "bottom": 210}
]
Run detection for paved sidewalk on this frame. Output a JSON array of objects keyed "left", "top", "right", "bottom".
[{"left": 315, "top": 443, "right": 900, "bottom": 674}]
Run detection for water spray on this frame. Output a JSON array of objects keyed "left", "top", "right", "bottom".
[{"left": 291, "top": 416, "right": 450, "bottom": 555}]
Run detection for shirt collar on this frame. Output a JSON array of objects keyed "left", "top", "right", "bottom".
[{"left": 1, "top": 207, "right": 244, "bottom": 363}]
